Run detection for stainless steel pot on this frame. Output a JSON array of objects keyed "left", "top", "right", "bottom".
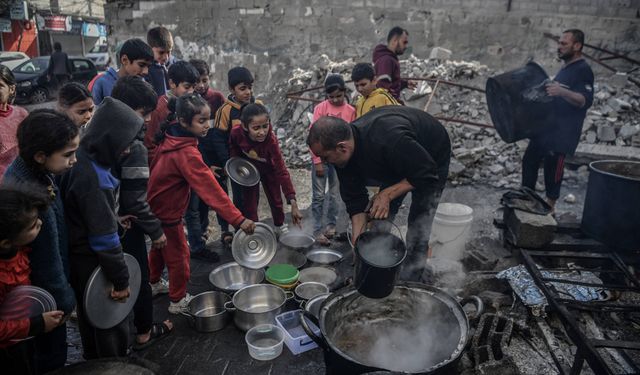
[
  {"left": 302, "top": 292, "right": 330, "bottom": 319},
  {"left": 224, "top": 284, "right": 293, "bottom": 332},
  {"left": 302, "top": 282, "right": 483, "bottom": 374},
  {"left": 181, "top": 291, "right": 231, "bottom": 332},
  {"left": 208, "top": 262, "right": 265, "bottom": 294}
]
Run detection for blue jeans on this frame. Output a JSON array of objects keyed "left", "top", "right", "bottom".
[
  {"left": 184, "top": 191, "right": 209, "bottom": 252},
  {"left": 311, "top": 162, "right": 339, "bottom": 234}
]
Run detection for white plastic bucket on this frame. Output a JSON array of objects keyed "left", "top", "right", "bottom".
[{"left": 429, "top": 203, "right": 473, "bottom": 262}]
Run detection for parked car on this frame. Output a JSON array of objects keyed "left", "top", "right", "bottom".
[
  {"left": 0, "top": 51, "right": 30, "bottom": 70},
  {"left": 13, "top": 56, "right": 97, "bottom": 104},
  {"left": 86, "top": 44, "right": 111, "bottom": 71}
]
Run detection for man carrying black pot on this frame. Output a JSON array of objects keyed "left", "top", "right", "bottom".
[
  {"left": 307, "top": 106, "right": 451, "bottom": 282},
  {"left": 522, "top": 29, "right": 594, "bottom": 213}
]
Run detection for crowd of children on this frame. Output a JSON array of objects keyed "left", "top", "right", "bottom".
[{"left": 0, "top": 23, "right": 401, "bottom": 373}]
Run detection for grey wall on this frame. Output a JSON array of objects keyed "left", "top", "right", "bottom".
[{"left": 105, "top": 0, "right": 640, "bottom": 95}]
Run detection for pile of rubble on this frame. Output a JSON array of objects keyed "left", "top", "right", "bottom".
[{"left": 271, "top": 53, "right": 639, "bottom": 190}]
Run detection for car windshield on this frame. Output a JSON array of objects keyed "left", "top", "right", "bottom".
[
  {"left": 90, "top": 45, "right": 108, "bottom": 53},
  {"left": 14, "top": 58, "right": 48, "bottom": 73}
]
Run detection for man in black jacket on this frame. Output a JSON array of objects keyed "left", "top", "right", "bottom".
[
  {"left": 308, "top": 106, "right": 451, "bottom": 282},
  {"left": 60, "top": 97, "right": 143, "bottom": 359}
]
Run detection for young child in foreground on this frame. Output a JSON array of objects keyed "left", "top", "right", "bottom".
[
  {"left": 147, "top": 93, "right": 255, "bottom": 314},
  {"left": 229, "top": 103, "right": 302, "bottom": 233},
  {"left": 0, "top": 186, "right": 64, "bottom": 375}
]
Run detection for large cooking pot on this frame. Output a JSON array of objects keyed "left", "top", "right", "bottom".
[
  {"left": 181, "top": 291, "right": 230, "bottom": 332},
  {"left": 581, "top": 160, "right": 640, "bottom": 250},
  {"left": 224, "top": 284, "right": 292, "bottom": 331},
  {"left": 486, "top": 62, "right": 553, "bottom": 143},
  {"left": 301, "top": 282, "right": 483, "bottom": 375}
]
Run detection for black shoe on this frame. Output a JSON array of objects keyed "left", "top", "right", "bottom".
[{"left": 191, "top": 250, "right": 220, "bottom": 263}]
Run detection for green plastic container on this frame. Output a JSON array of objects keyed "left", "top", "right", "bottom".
[{"left": 266, "top": 264, "right": 299, "bottom": 285}]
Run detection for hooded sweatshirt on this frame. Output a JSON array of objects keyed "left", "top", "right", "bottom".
[
  {"left": 229, "top": 123, "right": 296, "bottom": 203},
  {"left": 354, "top": 87, "right": 400, "bottom": 119},
  {"left": 372, "top": 44, "right": 407, "bottom": 101},
  {"left": 60, "top": 97, "right": 143, "bottom": 291},
  {"left": 147, "top": 124, "right": 244, "bottom": 227}
]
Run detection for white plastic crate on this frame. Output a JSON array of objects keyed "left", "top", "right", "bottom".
[{"left": 275, "top": 310, "right": 321, "bottom": 355}]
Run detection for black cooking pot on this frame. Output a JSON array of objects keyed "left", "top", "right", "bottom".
[
  {"left": 581, "top": 160, "right": 640, "bottom": 250},
  {"left": 301, "top": 282, "right": 483, "bottom": 375},
  {"left": 486, "top": 62, "right": 553, "bottom": 143},
  {"left": 354, "top": 231, "right": 407, "bottom": 299}
]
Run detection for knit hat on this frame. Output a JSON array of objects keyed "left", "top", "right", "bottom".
[
  {"left": 324, "top": 73, "right": 346, "bottom": 92},
  {"left": 228, "top": 67, "right": 254, "bottom": 88}
]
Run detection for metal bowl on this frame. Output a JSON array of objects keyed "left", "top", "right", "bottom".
[
  {"left": 268, "top": 248, "right": 307, "bottom": 269},
  {"left": 225, "top": 157, "right": 260, "bottom": 186},
  {"left": 299, "top": 267, "right": 338, "bottom": 286},
  {"left": 232, "top": 223, "right": 277, "bottom": 269},
  {"left": 279, "top": 231, "right": 315, "bottom": 249},
  {"left": 306, "top": 248, "right": 343, "bottom": 265},
  {"left": 295, "top": 282, "right": 329, "bottom": 301},
  {"left": 303, "top": 292, "right": 330, "bottom": 319},
  {"left": 209, "top": 262, "right": 265, "bottom": 294}
]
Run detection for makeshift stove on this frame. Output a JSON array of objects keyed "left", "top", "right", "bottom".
[{"left": 518, "top": 247, "right": 640, "bottom": 375}]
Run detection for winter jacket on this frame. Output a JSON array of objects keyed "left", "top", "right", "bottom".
[
  {"left": 0, "top": 248, "right": 44, "bottom": 348},
  {"left": 337, "top": 106, "right": 451, "bottom": 217},
  {"left": 91, "top": 67, "right": 119, "bottom": 105},
  {"left": 229, "top": 124, "right": 296, "bottom": 203},
  {"left": 372, "top": 44, "right": 407, "bottom": 101},
  {"left": 146, "top": 56, "right": 176, "bottom": 97},
  {"left": 47, "top": 51, "right": 72, "bottom": 76},
  {"left": 310, "top": 100, "right": 356, "bottom": 164},
  {"left": 144, "top": 93, "right": 170, "bottom": 163},
  {"left": 113, "top": 139, "right": 163, "bottom": 241},
  {"left": 148, "top": 124, "right": 244, "bottom": 227},
  {"left": 354, "top": 88, "right": 400, "bottom": 118},
  {"left": 60, "top": 97, "right": 144, "bottom": 291},
  {"left": 0, "top": 105, "right": 28, "bottom": 180},
  {"left": 3, "top": 157, "right": 76, "bottom": 315},
  {"left": 202, "top": 87, "right": 226, "bottom": 118}
]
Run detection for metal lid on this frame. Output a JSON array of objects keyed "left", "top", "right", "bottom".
[
  {"left": 0, "top": 285, "right": 56, "bottom": 320},
  {"left": 266, "top": 264, "right": 299, "bottom": 285},
  {"left": 232, "top": 223, "right": 277, "bottom": 269},
  {"left": 225, "top": 157, "right": 260, "bottom": 187},
  {"left": 83, "top": 253, "right": 141, "bottom": 329}
]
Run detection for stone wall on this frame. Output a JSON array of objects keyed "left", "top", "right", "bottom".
[{"left": 105, "top": 0, "right": 640, "bottom": 96}]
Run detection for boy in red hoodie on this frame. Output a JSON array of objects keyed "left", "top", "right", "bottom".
[
  {"left": 147, "top": 93, "right": 255, "bottom": 314},
  {"left": 229, "top": 103, "right": 302, "bottom": 233}
]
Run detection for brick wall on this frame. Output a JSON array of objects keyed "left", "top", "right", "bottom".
[{"left": 104, "top": 0, "right": 639, "bottom": 94}]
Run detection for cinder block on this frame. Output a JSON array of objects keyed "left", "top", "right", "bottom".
[{"left": 503, "top": 208, "right": 557, "bottom": 249}]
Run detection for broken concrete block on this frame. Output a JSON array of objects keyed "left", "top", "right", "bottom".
[
  {"left": 608, "top": 97, "right": 632, "bottom": 112},
  {"left": 609, "top": 73, "right": 628, "bottom": 88},
  {"left": 618, "top": 124, "right": 640, "bottom": 140},
  {"left": 463, "top": 248, "right": 499, "bottom": 271},
  {"left": 596, "top": 124, "right": 617, "bottom": 142},
  {"left": 585, "top": 130, "right": 597, "bottom": 144},
  {"left": 429, "top": 46, "right": 452, "bottom": 60},
  {"left": 503, "top": 208, "right": 557, "bottom": 248},
  {"left": 448, "top": 158, "right": 466, "bottom": 178},
  {"left": 488, "top": 164, "right": 505, "bottom": 175}
]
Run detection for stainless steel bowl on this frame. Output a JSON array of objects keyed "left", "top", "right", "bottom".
[
  {"left": 224, "top": 284, "right": 292, "bottom": 331},
  {"left": 209, "top": 262, "right": 265, "bottom": 294},
  {"left": 299, "top": 267, "right": 338, "bottom": 286},
  {"left": 279, "top": 231, "right": 315, "bottom": 249},
  {"left": 232, "top": 223, "right": 277, "bottom": 269},
  {"left": 295, "top": 282, "right": 329, "bottom": 301},
  {"left": 306, "top": 248, "right": 343, "bottom": 265},
  {"left": 268, "top": 248, "right": 307, "bottom": 269}
]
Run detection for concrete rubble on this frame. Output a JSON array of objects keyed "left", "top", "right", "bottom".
[{"left": 272, "top": 54, "right": 639, "bottom": 190}]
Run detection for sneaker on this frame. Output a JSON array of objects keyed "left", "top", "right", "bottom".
[
  {"left": 191, "top": 250, "right": 220, "bottom": 263},
  {"left": 168, "top": 294, "right": 193, "bottom": 314},
  {"left": 274, "top": 224, "right": 289, "bottom": 238},
  {"left": 323, "top": 224, "right": 336, "bottom": 239},
  {"left": 150, "top": 279, "right": 169, "bottom": 297}
]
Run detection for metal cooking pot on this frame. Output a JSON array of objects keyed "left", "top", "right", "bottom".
[
  {"left": 301, "top": 282, "right": 483, "bottom": 375},
  {"left": 181, "top": 291, "right": 230, "bottom": 332},
  {"left": 302, "top": 292, "right": 331, "bottom": 319},
  {"left": 224, "top": 284, "right": 293, "bottom": 332},
  {"left": 581, "top": 160, "right": 640, "bottom": 250},
  {"left": 209, "top": 262, "right": 265, "bottom": 294}
]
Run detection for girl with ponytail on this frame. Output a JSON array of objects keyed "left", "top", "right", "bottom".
[{"left": 147, "top": 93, "right": 255, "bottom": 314}]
